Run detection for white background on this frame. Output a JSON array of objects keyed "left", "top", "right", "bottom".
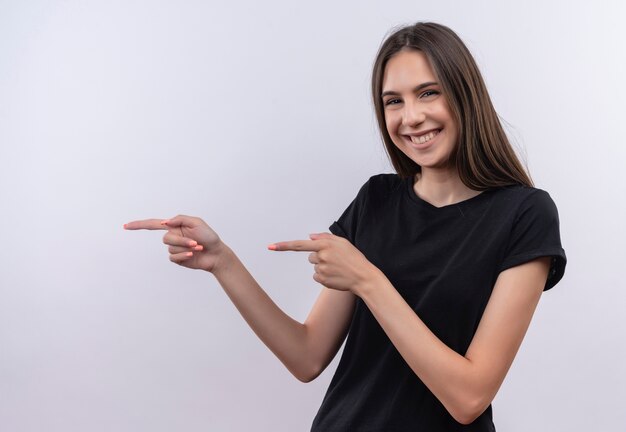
[{"left": 1, "top": 0, "right": 624, "bottom": 431}]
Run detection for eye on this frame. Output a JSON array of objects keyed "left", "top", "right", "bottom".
[
  {"left": 384, "top": 98, "right": 401, "bottom": 106},
  {"left": 421, "top": 90, "right": 439, "bottom": 98}
]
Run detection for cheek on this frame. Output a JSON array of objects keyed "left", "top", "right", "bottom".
[
  {"left": 446, "top": 124, "right": 459, "bottom": 146},
  {"left": 384, "top": 113, "right": 399, "bottom": 136}
]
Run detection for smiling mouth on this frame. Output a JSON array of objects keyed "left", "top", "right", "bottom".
[{"left": 404, "top": 129, "right": 441, "bottom": 145}]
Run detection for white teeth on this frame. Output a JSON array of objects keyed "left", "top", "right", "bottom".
[{"left": 409, "top": 130, "right": 439, "bottom": 144}]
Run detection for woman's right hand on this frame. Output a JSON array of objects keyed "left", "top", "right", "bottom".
[{"left": 124, "top": 214, "right": 226, "bottom": 273}]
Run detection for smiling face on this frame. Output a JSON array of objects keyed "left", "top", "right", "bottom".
[{"left": 381, "top": 49, "right": 459, "bottom": 172}]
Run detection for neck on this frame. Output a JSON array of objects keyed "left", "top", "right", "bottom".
[{"left": 414, "top": 167, "right": 480, "bottom": 208}]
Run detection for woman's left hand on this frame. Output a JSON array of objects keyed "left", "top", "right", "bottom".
[{"left": 268, "top": 233, "right": 382, "bottom": 294}]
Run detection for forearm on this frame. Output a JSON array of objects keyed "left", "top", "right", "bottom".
[
  {"left": 358, "top": 259, "right": 549, "bottom": 425},
  {"left": 211, "top": 244, "right": 315, "bottom": 382},
  {"left": 356, "top": 272, "right": 483, "bottom": 424}
]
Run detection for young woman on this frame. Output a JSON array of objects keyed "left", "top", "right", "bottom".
[{"left": 125, "top": 22, "right": 566, "bottom": 431}]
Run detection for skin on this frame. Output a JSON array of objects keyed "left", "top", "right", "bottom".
[
  {"left": 382, "top": 48, "right": 482, "bottom": 207},
  {"left": 124, "top": 49, "right": 551, "bottom": 425}
]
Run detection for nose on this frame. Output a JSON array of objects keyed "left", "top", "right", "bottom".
[{"left": 401, "top": 100, "right": 426, "bottom": 127}]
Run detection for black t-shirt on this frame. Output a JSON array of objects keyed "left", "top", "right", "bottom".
[{"left": 310, "top": 173, "right": 567, "bottom": 432}]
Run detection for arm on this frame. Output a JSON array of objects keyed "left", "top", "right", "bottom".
[
  {"left": 356, "top": 257, "right": 551, "bottom": 425},
  {"left": 213, "top": 244, "right": 356, "bottom": 382},
  {"left": 124, "top": 216, "right": 356, "bottom": 383}
]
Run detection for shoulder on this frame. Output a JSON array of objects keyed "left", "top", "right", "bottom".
[
  {"left": 330, "top": 174, "right": 404, "bottom": 243},
  {"left": 489, "top": 185, "right": 560, "bottom": 219},
  {"left": 360, "top": 173, "right": 405, "bottom": 199},
  {"left": 367, "top": 172, "right": 404, "bottom": 185},
  {"left": 492, "top": 184, "right": 553, "bottom": 203},
  {"left": 494, "top": 185, "right": 566, "bottom": 290}
]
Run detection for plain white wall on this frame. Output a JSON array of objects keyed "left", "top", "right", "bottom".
[{"left": 1, "top": 0, "right": 624, "bottom": 430}]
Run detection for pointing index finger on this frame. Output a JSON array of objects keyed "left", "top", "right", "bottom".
[
  {"left": 268, "top": 239, "right": 321, "bottom": 252},
  {"left": 123, "top": 219, "right": 169, "bottom": 230}
]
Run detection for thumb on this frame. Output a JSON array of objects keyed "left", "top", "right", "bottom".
[{"left": 161, "top": 214, "right": 194, "bottom": 228}]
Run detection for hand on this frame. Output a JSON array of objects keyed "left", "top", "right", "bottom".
[
  {"left": 124, "top": 214, "right": 225, "bottom": 273},
  {"left": 268, "top": 232, "right": 381, "bottom": 294}
]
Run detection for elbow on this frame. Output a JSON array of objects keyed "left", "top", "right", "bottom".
[
  {"left": 451, "top": 407, "right": 483, "bottom": 426},
  {"left": 294, "top": 373, "right": 316, "bottom": 383},
  {"left": 450, "top": 396, "right": 491, "bottom": 426},
  {"left": 293, "top": 369, "right": 321, "bottom": 383},
  {"left": 453, "top": 411, "right": 480, "bottom": 426},
  {"left": 291, "top": 363, "right": 324, "bottom": 383}
]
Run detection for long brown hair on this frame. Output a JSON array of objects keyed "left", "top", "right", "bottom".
[{"left": 372, "top": 22, "right": 533, "bottom": 189}]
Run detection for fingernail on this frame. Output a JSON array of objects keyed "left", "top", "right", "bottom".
[
  {"left": 267, "top": 244, "right": 277, "bottom": 251},
  {"left": 123, "top": 224, "right": 127, "bottom": 229},
  {"left": 186, "top": 252, "right": 193, "bottom": 257},
  {"left": 188, "top": 241, "right": 197, "bottom": 247}
]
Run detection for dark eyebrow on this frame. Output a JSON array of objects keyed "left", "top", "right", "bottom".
[{"left": 381, "top": 81, "right": 439, "bottom": 98}]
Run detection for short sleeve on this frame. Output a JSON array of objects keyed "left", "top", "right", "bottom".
[
  {"left": 498, "top": 189, "right": 567, "bottom": 291},
  {"left": 329, "top": 179, "right": 371, "bottom": 245}
]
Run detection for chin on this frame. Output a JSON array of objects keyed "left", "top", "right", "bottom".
[{"left": 411, "top": 155, "right": 455, "bottom": 170}]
